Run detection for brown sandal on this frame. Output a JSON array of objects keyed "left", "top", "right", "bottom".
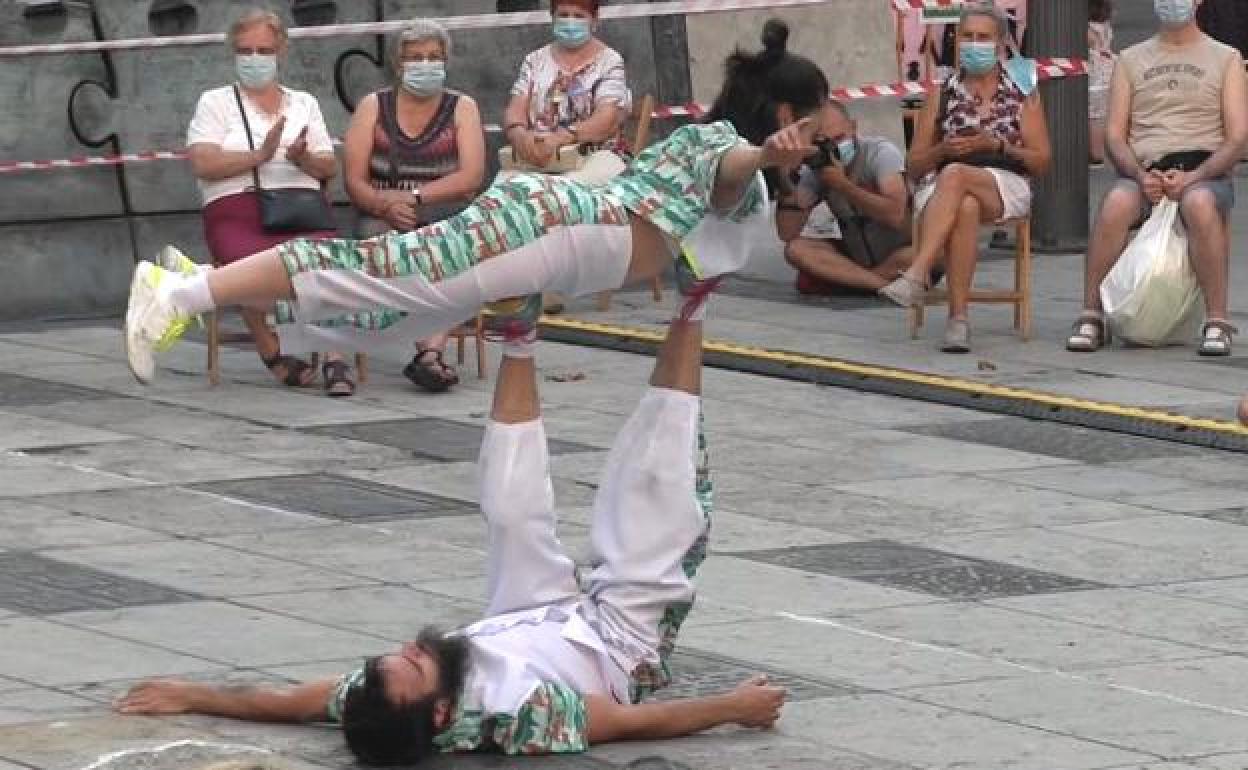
[
  {"left": 261, "top": 353, "right": 317, "bottom": 387},
  {"left": 322, "top": 360, "right": 356, "bottom": 397}
]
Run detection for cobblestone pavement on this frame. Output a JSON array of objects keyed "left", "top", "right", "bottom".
[{"left": 1, "top": 300, "right": 1247, "bottom": 770}]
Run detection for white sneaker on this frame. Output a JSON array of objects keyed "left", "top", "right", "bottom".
[{"left": 124, "top": 261, "right": 191, "bottom": 385}]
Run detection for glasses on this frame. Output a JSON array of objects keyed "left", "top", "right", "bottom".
[
  {"left": 400, "top": 54, "right": 445, "bottom": 63},
  {"left": 235, "top": 46, "right": 278, "bottom": 55}
]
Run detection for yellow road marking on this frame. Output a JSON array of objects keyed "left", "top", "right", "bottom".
[{"left": 539, "top": 317, "right": 1248, "bottom": 437}]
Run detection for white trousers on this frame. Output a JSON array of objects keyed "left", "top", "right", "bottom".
[
  {"left": 277, "top": 222, "right": 633, "bottom": 354},
  {"left": 477, "top": 387, "right": 708, "bottom": 675}
]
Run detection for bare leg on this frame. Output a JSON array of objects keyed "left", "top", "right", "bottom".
[
  {"left": 784, "top": 239, "right": 889, "bottom": 292},
  {"left": 1179, "top": 189, "right": 1229, "bottom": 319},
  {"left": 650, "top": 319, "right": 702, "bottom": 396},
  {"left": 870, "top": 246, "right": 914, "bottom": 282},
  {"left": 907, "top": 165, "right": 1004, "bottom": 281},
  {"left": 491, "top": 354, "right": 540, "bottom": 424},
  {"left": 205, "top": 249, "right": 296, "bottom": 307},
  {"left": 946, "top": 195, "right": 983, "bottom": 320},
  {"left": 1083, "top": 184, "right": 1144, "bottom": 312}
]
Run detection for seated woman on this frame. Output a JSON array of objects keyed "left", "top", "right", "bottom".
[
  {"left": 502, "top": 0, "right": 630, "bottom": 174},
  {"left": 123, "top": 22, "right": 828, "bottom": 386},
  {"left": 343, "top": 20, "right": 485, "bottom": 393},
  {"left": 186, "top": 9, "right": 353, "bottom": 394},
  {"left": 879, "top": 0, "right": 1051, "bottom": 354}
]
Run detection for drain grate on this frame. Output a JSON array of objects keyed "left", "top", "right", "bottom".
[
  {"left": 0, "top": 552, "right": 198, "bottom": 615},
  {"left": 191, "top": 474, "right": 477, "bottom": 522},
  {"left": 901, "top": 418, "right": 1206, "bottom": 463},
  {"left": 653, "top": 649, "right": 859, "bottom": 703},
  {"left": 735, "top": 540, "right": 1106, "bottom": 600},
  {"left": 305, "top": 417, "right": 601, "bottom": 461}
]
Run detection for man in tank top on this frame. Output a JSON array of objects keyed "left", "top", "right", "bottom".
[{"left": 1068, "top": 0, "right": 1247, "bottom": 358}]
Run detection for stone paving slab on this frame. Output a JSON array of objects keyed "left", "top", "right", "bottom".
[
  {"left": 782, "top": 694, "right": 1152, "bottom": 769},
  {"left": 48, "top": 540, "right": 373, "bottom": 599},
  {"left": 0, "top": 553, "right": 198, "bottom": 615},
  {"left": 0, "top": 502, "right": 166, "bottom": 550},
  {"left": 4, "top": 319, "right": 1248, "bottom": 769},
  {"left": 907, "top": 674, "right": 1248, "bottom": 757},
  {"left": 0, "top": 618, "right": 223, "bottom": 687},
  {"left": 34, "top": 486, "right": 334, "bottom": 538},
  {"left": 56, "top": 601, "right": 391, "bottom": 668}
]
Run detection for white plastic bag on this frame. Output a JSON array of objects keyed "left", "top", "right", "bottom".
[{"left": 1100, "top": 199, "right": 1202, "bottom": 347}]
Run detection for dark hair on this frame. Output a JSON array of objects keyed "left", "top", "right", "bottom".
[
  {"left": 342, "top": 628, "right": 470, "bottom": 767},
  {"left": 1089, "top": 0, "right": 1112, "bottom": 23},
  {"left": 554, "top": 0, "right": 601, "bottom": 15},
  {"left": 703, "top": 19, "right": 830, "bottom": 145}
]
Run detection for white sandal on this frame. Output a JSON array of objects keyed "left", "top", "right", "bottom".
[{"left": 1066, "top": 313, "right": 1110, "bottom": 353}]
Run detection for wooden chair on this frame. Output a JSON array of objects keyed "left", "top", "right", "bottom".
[
  {"left": 448, "top": 314, "right": 487, "bottom": 379},
  {"left": 205, "top": 307, "right": 368, "bottom": 387},
  {"left": 597, "top": 93, "right": 664, "bottom": 312},
  {"left": 909, "top": 215, "right": 1032, "bottom": 341}
]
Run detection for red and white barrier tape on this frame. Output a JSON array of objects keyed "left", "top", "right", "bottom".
[
  {"left": 0, "top": 0, "right": 833, "bottom": 58},
  {"left": 893, "top": 0, "right": 958, "bottom": 9},
  {"left": 892, "top": 0, "right": 961, "bottom": 10},
  {"left": 0, "top": 60, "right": 1086, "bottom": 175}
]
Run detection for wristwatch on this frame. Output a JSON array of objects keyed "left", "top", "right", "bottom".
[{"left": 411, "top": 188, "right": 423, "bottom": 207}]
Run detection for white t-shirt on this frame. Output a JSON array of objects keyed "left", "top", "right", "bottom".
[
  {"left": 457, "top": 603, "right": 629, "bottom": 716},
  {"left": 186, "top": 84, "right": 334, "bottom": 206}
]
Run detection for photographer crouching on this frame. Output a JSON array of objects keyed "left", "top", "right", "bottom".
[{"left": 777, "top": 101, "right": 915, "bottom": 296}]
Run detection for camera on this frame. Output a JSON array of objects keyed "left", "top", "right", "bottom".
[{"left": 805, "top": 138, "right": 840, "bottom": 170}]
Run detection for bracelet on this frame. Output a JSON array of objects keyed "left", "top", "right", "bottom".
[{"left": 777, "top": 201, "right": 805, "bottom": 212}]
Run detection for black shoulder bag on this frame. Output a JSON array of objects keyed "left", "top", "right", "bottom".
[{"left": 233, "top": 85, "right": 337, "bottom": 234}]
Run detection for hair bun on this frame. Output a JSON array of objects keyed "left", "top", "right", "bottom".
[{"left": 760, "top": 18, "right": 789, "bottom": 59}]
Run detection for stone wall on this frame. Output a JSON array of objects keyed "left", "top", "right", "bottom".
[{"left": 0, "top": 0, "right": 896, "bottom": 319}]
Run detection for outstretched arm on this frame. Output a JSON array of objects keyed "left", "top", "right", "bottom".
[
  {"left": 115, "top": 678, "right": 337, "bottom": 723},
  {"left": 585, "top": 675, "right": 785, "bottom": 745},
  {"left": 711, "top": 117, "right": 818, "bottom": 212}
]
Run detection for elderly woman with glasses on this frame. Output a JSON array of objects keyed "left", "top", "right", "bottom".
[
  {"left": 342, "top": 20, "right": 486, "bottom": 393},
  {"left": 184, "top": 8, "right": 353, "bottom": 393}
]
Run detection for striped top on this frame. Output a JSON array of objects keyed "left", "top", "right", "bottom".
[{"left": 368, "top": 88, "right": 461, "bottom": 193}]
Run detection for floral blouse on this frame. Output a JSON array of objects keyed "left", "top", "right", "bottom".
[
  {"left": 939, "top": 69, "right": 1025, "bottom": 147},
  {"left": 511, "top": 44, "right": 632, "bottom": 134}
]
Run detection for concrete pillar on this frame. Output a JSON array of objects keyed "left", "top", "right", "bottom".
[{"left": 1025, "top": 0, "right": 1089, "bottom": 253}]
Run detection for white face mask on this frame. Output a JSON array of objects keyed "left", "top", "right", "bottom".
[
  {"left": 236, "top": 54, "right": 278, "bottom": 88},
  {"left": 1154, "top": 0, "right": 1196, "bottom": 25},
  {"left": 401, "top": 61, "right": 446, "bottom": 97}
]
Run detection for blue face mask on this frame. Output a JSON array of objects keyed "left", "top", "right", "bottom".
[
  {"left": 959, "top": 41, "right": 998, "bottom": 75},
  {"left": 835, "top": 138, "right": 857, "bottom": 167},
  {"left": 553, "top": 18, "right": 592, "bottom": 49},
  {"left": 401, "top": 61, "right": 446, "bottom": 97},
  {"left": 236, "top": 54, "right": 278, "bottom": 88},
  {"left": 1155, "top": 0, "right": 1195, "bottom": 25}
]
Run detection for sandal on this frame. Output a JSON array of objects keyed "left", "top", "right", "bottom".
[
  {"left": 403, "top": 349, "right": 459, "bottom": 393},
  {"left": 1066, "top": 312, "right": 1110, "bottom": 353},
  {"left": 261, "top": 352, "right": 317, "bottom": 387},
  {"left": 321, "top": 359, "right": 356, "bottom": 397},
  {"left": 1199, "top": 319, "right": 1237, "bottom": 357}
]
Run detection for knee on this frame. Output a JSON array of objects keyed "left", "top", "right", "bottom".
[
  {"left": 936, "top": 163, "right": 971, "bottom": 190},
  {"left": 783, "top": 239, "right": 808, "bottom": 268},
  {"left": 1180, "top": 188, "right": 1222, "bottom": 230},
  {"left": 957, "top": 195, "right": 982, "bottom": 222},
  {"left": 1097, "top": 187, "right": 1142, "bottom": 228}
]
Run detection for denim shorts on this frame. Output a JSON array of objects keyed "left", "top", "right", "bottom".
[{"left": 1113, "top": 174, "right": 1235, "bottom": 224}]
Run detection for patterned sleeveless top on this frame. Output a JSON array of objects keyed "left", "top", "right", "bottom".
[
  {"left": 368, "top": 88, "right": 460, "bottom": 193},
  {"left": 940, "top": 69, "right": 1025, "bottom": 147}
]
